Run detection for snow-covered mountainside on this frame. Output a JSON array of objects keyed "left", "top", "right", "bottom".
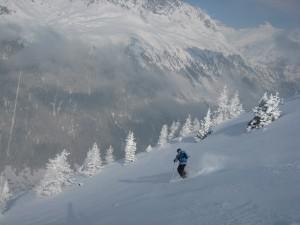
[
  {"left": 0, "top": 0, "right": 299, "bottom": 171},
  {"left": 1, "top": 96, "right": 300, "bottom": 225},
  {"left": 1, "top": 0, "right": 233, "bottom": 70}
]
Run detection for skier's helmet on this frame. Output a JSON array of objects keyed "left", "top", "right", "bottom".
[{"left": 177, "top": 148, "right": 181, "bottom": 153}]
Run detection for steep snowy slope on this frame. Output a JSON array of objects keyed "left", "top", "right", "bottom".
[{"left": 1, "top": 96, "right": 300, "bottom": 225}]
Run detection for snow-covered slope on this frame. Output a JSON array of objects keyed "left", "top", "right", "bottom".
[{"left": 1, "top": 96, "right": 300, "bottom": 225}]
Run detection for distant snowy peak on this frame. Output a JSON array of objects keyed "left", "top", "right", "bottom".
[
  {"left": 0, "top": 0, "right": 217, "bottom": 31},
  {"left": 0, "top": 0, "right": 234, "bottom": 72},
  {"left": 99, "top": 0, "right": 218, "bottom": 30},
  {"left": 140, "top": 0, "right": 183, "bottom": 14},
  {"left": 86, "top": 0, "right": 183, "bottom": 14},
  {"left": 101, "top": 0, "right": 183, "bottom": 12}
]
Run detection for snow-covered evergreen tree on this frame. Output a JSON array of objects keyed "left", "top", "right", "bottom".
[
  {"left": 158, "top": 124, "right": 168, "bottom": 146},
  {"left": 192, "top": 118, "right": 200, "bottom": 133},
  {"left": 197, "top": 108, "right": 213, "bottom": 140},
  {"left": 124, "top": 131, "right": 137, "bottom": 165},
  {"left": 168, "top": 121, "right": 180, "bottom": 141},
  {"left": 247, "top": 92, "right": 281, "bottom": 130},
  {"left": 105, "top": 145, "right": 115, "bottom": 165},
  {"left": 145, "top": 145, "right": 153, "bottom": 153},
  {"left": 36, "top": 149, "right": 74, "bottom": 197},
  {"left": 0, "top": 174, "right": 11, "bottom": 213},
  {"left": 214, "top": 86, "right": 230, "bottom": 125},
  {"left": 180, "top": 114, "right": 193, "bottom": 138},
  {"left": 80, "top": 143, "right": 103, "bottom": 176},
  {"left": 229, "top": 91, "right": 243, "bottom": 118}
]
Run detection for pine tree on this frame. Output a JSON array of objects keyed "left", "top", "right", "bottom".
[
  {"left": 36, "top": 149, "right": 74, "bottom": 197},
  {"left": 229, "top": 91, "right": 243, "bottom": 118},
  {"left": 124, "top": 131, "right": 137, "bottom": 165},
  {"left": 158, "top": 124, "right": 168, "bottom": 146},
  {"left": 180, "top": 114, "right": 193, "bottom": 137},
  {"left": 168, "top": 121, "right": 180, "bottom": 141},
  {"left": 214, "top": 86, "right": 230, "bottom": 125},
  {"left": 80, "top": 143, "right": 103, "bottom": 176},
  {"left": 145, "top": 145, "right": 153, "bottom": 153},
  {"left": 247, "top": 92, "right": 281, "bottom": 130},
  {"left": 192, "top": 118, "right": 200, "bottom": 133},
  {"left": 105, "top": 145, "right": 115, "bottom": 165},
  {"left": 197, "top": 108, "right": 213, "bottom": 140},
  {"left": 0, "top": 174, "right": 11, "bottom": 213}
]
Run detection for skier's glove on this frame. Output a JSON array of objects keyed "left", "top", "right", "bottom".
[{"left": 173, "top": 159, "right": 176, "bottom": 163}]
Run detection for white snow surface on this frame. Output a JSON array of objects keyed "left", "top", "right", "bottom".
[{"left": 1, "top": 96, "right": 300, "bottom": 225}]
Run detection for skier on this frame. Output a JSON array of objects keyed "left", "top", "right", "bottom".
[{"left": 173, "top": 148, "right": 189, "bottom": 178}]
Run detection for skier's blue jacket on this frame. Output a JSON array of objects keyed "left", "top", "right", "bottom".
[{"left": 174, "top": 149, "right": 189, "bottom": 165}]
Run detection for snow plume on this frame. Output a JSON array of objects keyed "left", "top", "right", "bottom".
[{"left": 197, "top": 154, "right": 227, "bottom": 175}]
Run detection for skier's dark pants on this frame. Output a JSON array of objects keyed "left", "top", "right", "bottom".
[{"left": 177, "top": 164, "right": 186, "bottom": 178}]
